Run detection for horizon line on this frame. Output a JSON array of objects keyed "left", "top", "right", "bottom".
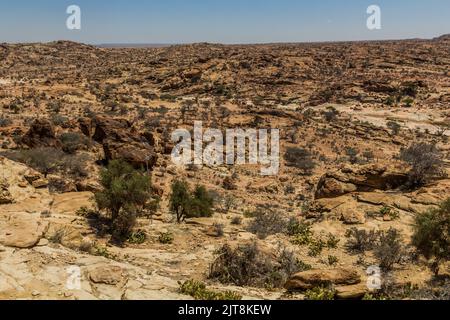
[{"left": 2, "top": 33, "right": 448, "bottom": 48}]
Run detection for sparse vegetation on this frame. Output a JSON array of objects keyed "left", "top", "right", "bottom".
[
  {"left": 59, "top": 132, "right": 90, "bottom": 154},
  {"left": 247, "top": 209, "right": 288, "bottom": 239},
  {"left": 209, "top": 242, "right": 302, "bottom": 289},
  {"left": 387, "top": 121, "right": 401, "bottom": 135},
  {"left": 345, "top": 228, "right": 379, "bottom": 253},
  {"left": 374, "top": 228, "right": 404, "bottom": 271},
  {"left": 178, "top": 279, "right": 242, "bottom": 300},
  {"left": 284, "top": 147, "right": 316, "bottom": 175}
]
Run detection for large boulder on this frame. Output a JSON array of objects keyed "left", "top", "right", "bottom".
[
  {"left": 315, "top": 164, "right": 408, "bottom": 199},
  {"left": 0, "top": 213, "right": 48, "bottom": 248},
  {"left": 89, "top": 265, "right": 126, "bottom": 285},
  {"left": 21, "top": 119, "right": 61, "bottom": 149},
  {"left": 335, "top": 283, "right": 368, "bottom": 299},
  {"left": 88, "top": 116, "right": 157, "bottom": 168},
  {"left": 285, "top": 268, "right": 361, "bottom": 291}
]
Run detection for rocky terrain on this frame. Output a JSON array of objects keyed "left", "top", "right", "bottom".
[{"left": 0, "top": 36, "right": 449, "bottom": 300}]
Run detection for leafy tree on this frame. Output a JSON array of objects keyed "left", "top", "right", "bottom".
[
  {"left": 169, "top": 180, "right": 193, "bottom": 223},
  {"left": 169, "top": 180, "right": 214, "bottom": 222},
  {"left": 412, "top": 199, "right": 450, "bottom": 275},
  {"left": 94, "top": 160, "right": 152, "bottom": 241},
  {"left": 4, "top": 148, "right": 63, "bottom": 177},
  {"left": 191, "top": 185, "right": 214, "bottom": 218}
]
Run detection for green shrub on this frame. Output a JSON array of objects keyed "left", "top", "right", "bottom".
[
  {"left": 387, "top": 121, "right": 401, "bottom": 135},
  {"left": 158, "top": 232, "right": 174, "bottom": 244},
  {"left": 60, "top": 132, "right": 90, "bottom": 154},
  {"left": 380, "top": 206, "right": 400, "bottom": 220},
  {"left": 191, "top": 185, "right": 214, "bottom": 218},
  {"left": 328, "top": 255, "right": 339, "bottom": 266},
  {"left": 94, "top": 246, "right": 116, "bottom": 259},
  {"left": 128, "top": 230, "right": 147, "bottom": 244},
  {"left": 308, "top": 239, "right": 326, "bottom": 257},
  {"left": 326, "top": 233, "right": 340, "bottom": 249},
  {"left": 304, "top": 287, "right": 336, "bottom": 300},
  {"left": 412, "top": 199, "right": 450, "bottom": 275},
  {"left": 178, "top": 279, "right": 242, "bottom": 300},
  {"left": 288, "top": 218, "right": 313, "bottom": 245}
]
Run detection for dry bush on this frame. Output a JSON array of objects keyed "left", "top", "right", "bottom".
[
  {"left": 247, "top": 209, "right": 289, "bottom": 239},
  {"left": 400, "top": 143, "right": 445, "bottom": 188},
  {"left": 284, "top": 147, "right": 316, "bottom": 175},
  {"left": 209, "top": 242, "right": 305, "bottom": 289}
]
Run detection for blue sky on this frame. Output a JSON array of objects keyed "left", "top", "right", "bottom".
[{"left": 0, "top": 0, "right": 449, "bottom": 44}]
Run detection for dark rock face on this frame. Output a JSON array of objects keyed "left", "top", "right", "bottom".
[
  {"left": 89, "top": 115, "right": 157, "bottom": 168},
  {"left": 21, "top": 119, "right": 61, "bottom": 149},
  {"left": 315, "top": 164, "right": 408, "bottom": 199}
]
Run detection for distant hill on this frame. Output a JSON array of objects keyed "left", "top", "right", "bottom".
[
  {"left": 97, "top": 43, "right": 173, "bottom": 48},
  {"left": 433, "top": 34, "right": 450, "bottom": 41}
]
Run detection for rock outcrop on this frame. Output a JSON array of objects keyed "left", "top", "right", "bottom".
[
  {"left": 315, "top": 164, "right": 408, "bottom": 199},
  {"left": 0, "top": 180, "right": 13, "bottom": 204},
  {"left": 21, "top": 119, "right": 61, "bottom": 149},
  {"left": 87, "top": 116, "right": 157, "bottom": 168},
  {"left": 285, "top": 268, "right": 361, "bottom": 291},
  {"left": 0, "top": 213, "right": 48, "bottom": 249}
]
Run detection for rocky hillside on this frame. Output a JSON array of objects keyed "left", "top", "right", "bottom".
[{"left": 0, "top": 38, "right": 449, "bottom": 300}]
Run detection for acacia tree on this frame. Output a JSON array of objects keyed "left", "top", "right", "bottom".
[
  {"left": 412, "top": 198, "right": 450, "bottom": 275},
  {"left": 94, "top": 159, "right": 152, "bottom": 241}
]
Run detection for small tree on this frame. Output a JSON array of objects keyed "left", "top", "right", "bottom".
[
  {"left": 169, "top": 180, "right": 214, "bottom": 222},
  {"left": 94, "top": 160, "right": 152, "bottom": 241},
  {"left": 191, "top": 185, "right": 214, "bottom": 218},
  {"left": 412, "top": 199, "right": 450, "bottom": 275},
  {"left": 400, "top": 143, "right": 445, "bottom": 188},
  {"left": 169, "top": 180, "right": 193, "bottom": 223},
  {"left": 15, "top": 148, "right": 63, "bottom": 177}
]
